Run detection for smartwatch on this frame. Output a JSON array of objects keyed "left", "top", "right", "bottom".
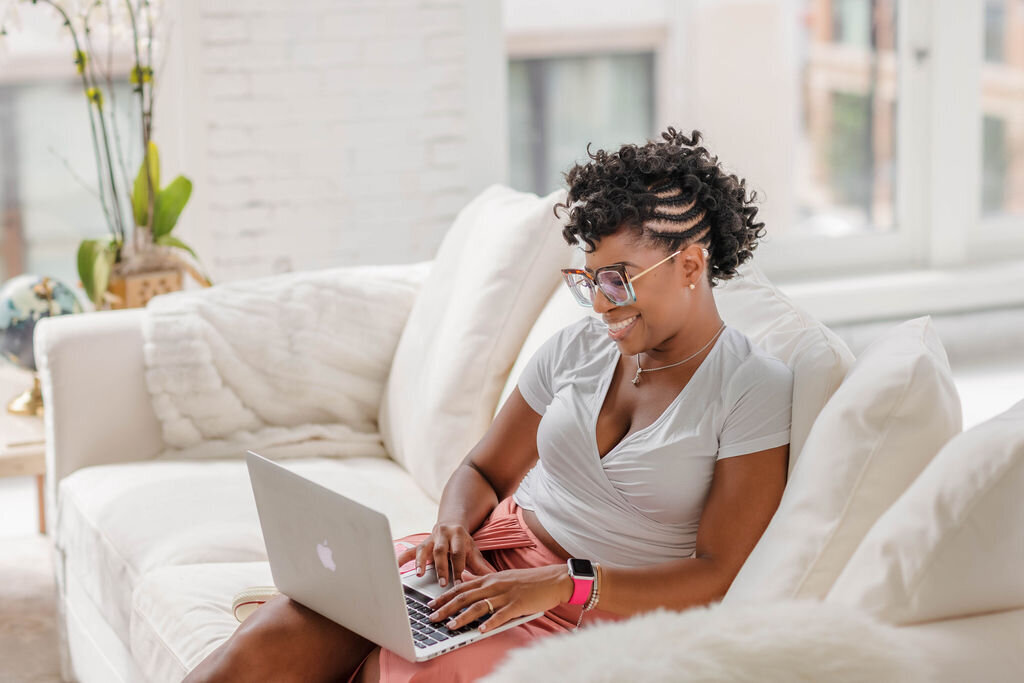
[{"left": 566, "top": 558, "right": 596, "bottom": 605}]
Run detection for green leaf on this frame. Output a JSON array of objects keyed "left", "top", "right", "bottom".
[
  {"left": 156, "top": 234, "right": 213, "bottom": 286},
  {"left": 155, "top": 234, "right": 199, "bottom": 262},
  {"left": 152, "top": 175, "right": 193, "bottom": 238},
  {"left": 132, "top": 140, "right": 160, "bottom": 227},
  {"left": 77, "top": 238, "right": 118, "bottom": 307}
]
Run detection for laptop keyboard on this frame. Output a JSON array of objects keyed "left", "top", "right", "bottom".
[{"left": 404, "top": 585, "right": 488, "bottom": 649}]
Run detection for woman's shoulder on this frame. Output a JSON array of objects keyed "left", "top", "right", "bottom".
[
  {"left": 718, "top": 326, "right": 794, "bottom": 393},
  {"left": 547, "top": 315, "right": 608, "bottom": 354}
]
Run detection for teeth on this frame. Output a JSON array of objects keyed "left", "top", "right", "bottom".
[{"left": 608, "top": 315, "right": 638, "bottom": 331}]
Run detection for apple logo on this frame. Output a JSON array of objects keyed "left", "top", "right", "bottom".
[{"left": 317, "top": 539, "right": 336, "bottom": 572}]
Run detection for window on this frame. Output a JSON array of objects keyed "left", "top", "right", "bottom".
[
  {"left": 509, "top": 53, "right": 655, "bottom": 196},
  {"left": 0, "top": 80, "right": 132, "bottom": 286},
  {"left": 980, "top": 0, "right": 1024, "bottom": 221},
  {"left": 796, "top": 0, "right": 898, "bottom": 238},
  {"left": 0, "top": 10, "right": 133, "bottom": 288},
  {"left": 503, "top": 0, "right": 1024, "bottom": 323}
]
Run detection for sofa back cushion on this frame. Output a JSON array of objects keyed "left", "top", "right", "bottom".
[
  {"left": 378, "top": 185, "right": 573, "bottom": 500},
  {"left": 724, "top": 317, "right": 962, "bottom": 603},
  {"left": 494, "top": 247, "right": 589, "bottom": 416},
  {"left": 826, "top": 396, "right": 1024, "bottom": 624},
  {"left": 714, "top": 261, "right": 855, "bottom": 471}
]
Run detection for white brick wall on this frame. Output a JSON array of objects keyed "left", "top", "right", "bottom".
[{"left": 158, "top": 0, "right": 505, "bottom": 283}]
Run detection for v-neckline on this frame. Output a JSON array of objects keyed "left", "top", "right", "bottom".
[{"left": 591, "top": 327, "right": 727, "bottom": 461}]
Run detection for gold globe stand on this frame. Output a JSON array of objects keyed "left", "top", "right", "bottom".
[{"left": 7, "top": 374, "right": 44, "bottom": 417}]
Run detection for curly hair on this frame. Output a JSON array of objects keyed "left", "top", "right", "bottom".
[{"left": 554, "top": 127, "right": 766, "bottom": 287}]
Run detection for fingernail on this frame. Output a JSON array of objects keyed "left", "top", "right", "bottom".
[
  {"left": 427, "top": 599, "right": 436, "bottom": 607},
  {"left": 454, "top": 579, "right": 461, "bottom": 586},
  {"left": 479, "top": 624, "right": 487, "bottom": 632},
  {"left": 429, "top": 611, "right": 438, "bottom": 620},
  {"left": 447, "top": 620, "right": 456, "bottom": 628},
  {"left": 439, "top": 577, "right": 447, "bottom": 587},
  {"left": 417, "top": 569, "right": 423, "bottom": 576}
]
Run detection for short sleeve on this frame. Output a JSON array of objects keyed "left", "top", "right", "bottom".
[
  {"left": 515, "top": 319, "right": 586, "bottom": 416},
  {"left": 717, "top": 354, "right": 794, "bottom": 460}
]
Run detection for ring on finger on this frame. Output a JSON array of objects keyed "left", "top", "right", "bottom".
[{"left": 484, "top": 598, "right": 494, "bottom": 614}]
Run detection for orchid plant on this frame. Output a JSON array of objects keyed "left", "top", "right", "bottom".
[{"left": 0, "top": 0, "right": 210, "bottom": 307}]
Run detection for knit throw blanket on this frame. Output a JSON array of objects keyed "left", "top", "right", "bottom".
[{"left": 140, "top": 261, "right": 432, "bottom": 460}]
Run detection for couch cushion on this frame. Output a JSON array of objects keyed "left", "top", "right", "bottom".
[
  {"left": 56, "top": 457, "right": 437, "bottom": 649},
  {"left": 494, "top": 247, "right": 590, "bottom": 417},
  {"left": 714, "top": 261, "right": 855, "bottom": 471},
  {"left": 724, "top": 317, "right": 962, "bottom": 603},
  {"left": 379, "top": 184, "right": 574, "bottom": 500},
  {"left": 826, "top": 397, "right": 1024, "bottom": 624},
  {"left": 130, "top": 562, "right": 274, "bottom": 682}
]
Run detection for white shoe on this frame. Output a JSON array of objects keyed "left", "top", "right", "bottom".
[{"left": 231, "top": 585, "right": 281, "bottom": 623}]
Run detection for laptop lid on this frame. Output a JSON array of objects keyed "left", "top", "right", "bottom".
[{"left": 245, "top": 451, "right": 417, "bottom": 661}]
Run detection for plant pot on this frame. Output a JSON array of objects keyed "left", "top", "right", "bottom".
[{"left": 107, "top": 269, "right": 183, "bottom": 309}]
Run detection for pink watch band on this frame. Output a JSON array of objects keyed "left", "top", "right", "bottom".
[{"left": 568, "top": 575, "right": 593, "bottom": 605}]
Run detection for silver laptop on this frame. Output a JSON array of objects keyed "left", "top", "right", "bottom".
[{"left": 245, "top": 450, "right": 544, "bottom": 662}]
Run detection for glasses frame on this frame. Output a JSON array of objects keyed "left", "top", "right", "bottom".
[{"left": 561, "top": 249, "right": 683, "bottom": 308}]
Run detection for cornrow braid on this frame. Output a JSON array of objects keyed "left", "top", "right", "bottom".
[
  {"left": 645, "top": 179, "right": 711, "bottom": 245},
  {"left": 554, "top": 127, "right": 766, "bottom": 287}
]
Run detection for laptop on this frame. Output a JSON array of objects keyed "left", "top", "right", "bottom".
[{"left": 244, "top": 450, "right": 545, "bottom": 662}]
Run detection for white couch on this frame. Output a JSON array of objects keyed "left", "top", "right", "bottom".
[{"left": 36, "top": 186, "right": 1024, "bottom": 682}]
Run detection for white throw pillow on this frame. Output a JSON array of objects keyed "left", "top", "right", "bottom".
[
  {"left": 494, "top": 247, "right": 590, "bottom": 417},
  {"left": 715, "top": 261, "right": 855, "bottom": 471},
  {"left": 826, "top": 397, "right": 1024, "bottom": 625},
  {"left": 724, "top": 317, "right": 962, "bottom": 602},
  {"left": 481, "top": 600, "right": 928, "bottom": 683},
  {"left": 378, "top": 185, "right": 573, "bottom": 500}
]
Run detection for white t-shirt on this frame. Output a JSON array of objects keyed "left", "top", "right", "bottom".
[{"left": 512, "top": 316, "right": 793, "bottom": 568}]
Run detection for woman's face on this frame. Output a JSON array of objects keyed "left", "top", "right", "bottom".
[{"left": 585, "top": 230, "right": 702, "bottom": 355}]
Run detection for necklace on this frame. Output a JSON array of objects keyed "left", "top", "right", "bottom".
[{"left": 632, "top": 322, "right": 726, "bottom": 386}]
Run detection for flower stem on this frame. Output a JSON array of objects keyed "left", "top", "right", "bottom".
[
  {"left": 125, "top": 0, "right": 155, "bottom": 249},
  {"left": 38, "top": 0, "right": 119, "bottom": 242}
]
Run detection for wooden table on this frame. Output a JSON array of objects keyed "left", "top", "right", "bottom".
[{"left": 0, "top": 364, "right": 47, "bottom": 534}]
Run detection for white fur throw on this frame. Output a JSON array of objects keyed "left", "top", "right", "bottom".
[
  {"left": 141, "top": 261, "right": 432, "bottom": 460},
  {"left": 482, "top": 600, "right": 927, "bottom": 683}
]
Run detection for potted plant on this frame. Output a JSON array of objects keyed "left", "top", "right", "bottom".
[{"left": 1, "top": 0, "right": 211, "bottom": 309}]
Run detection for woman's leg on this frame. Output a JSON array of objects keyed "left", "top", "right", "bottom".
[{"left": 183, "top": 594, "right": 377, "bottom": 683}]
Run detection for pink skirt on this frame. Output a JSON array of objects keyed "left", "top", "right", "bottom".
[{"left": 350, "top": 497, "right": 626, "bottom": 682}]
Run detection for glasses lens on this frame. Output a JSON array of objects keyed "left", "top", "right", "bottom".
[
  {"left": 563, "top": 272, "right": 596, "bottom": 307},
  {"left": 596, "top": 270, "right": 631, "bottom": 305}
]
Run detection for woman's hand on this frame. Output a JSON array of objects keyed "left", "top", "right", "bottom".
[
  {"left": 395, "top": 523, "right": 497, "bottom": 588},
  {"left": 425, "top": 565, "right": 572, "bottom": 632}
]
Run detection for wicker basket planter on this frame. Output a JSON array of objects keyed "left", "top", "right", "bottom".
[{"left": 107, "top": 269, "right": 183, "bottom": 309}]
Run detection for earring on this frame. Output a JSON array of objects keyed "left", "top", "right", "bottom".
[{"left": 689, "top": 283, "right": 696, "bottom": 290}]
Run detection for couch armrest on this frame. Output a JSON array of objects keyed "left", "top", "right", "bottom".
[{"left": 35, "top": 308, "right": 164, "bottom": 534}]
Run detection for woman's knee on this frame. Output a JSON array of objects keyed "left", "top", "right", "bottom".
[{"left": 199, "top": 596, "right": 325, "bottom": 678}]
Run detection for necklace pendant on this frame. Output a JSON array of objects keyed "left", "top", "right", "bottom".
[{"left": 632, "top": 367, "right": 642, "bottom": 385}]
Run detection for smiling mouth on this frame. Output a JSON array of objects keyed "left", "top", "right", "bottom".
[
  {"left": 606, "top": 314, "right": 639, "bottom": 332},
  {"left": 605, "top": 314, "right": 640, "bottom": 340}
]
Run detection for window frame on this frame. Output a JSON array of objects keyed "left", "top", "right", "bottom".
[{"left": 505, "top": 0, "right": 1024, "bottom": 325}]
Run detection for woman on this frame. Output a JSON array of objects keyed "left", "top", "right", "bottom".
[{"left": 185, "top": 127, "right": 793, "bottom": 682}]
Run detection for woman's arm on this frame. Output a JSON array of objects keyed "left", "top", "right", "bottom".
[
  {"left": 428, "top": 442, "right": 789, "bottom": 628},
  {"left": 399, "top": 387, "right": 543, "bottom": 585},
  {"left": 596, "top": 442, "right": 788, "bottom": 615}
]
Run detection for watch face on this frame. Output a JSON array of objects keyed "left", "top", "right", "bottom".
[{"left": 568, "top": 559, "right": 595, "bottom": 579}]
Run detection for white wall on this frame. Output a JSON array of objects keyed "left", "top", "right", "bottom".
[{"left": 157, "top": 0, "right": 505, "bottom": 283}]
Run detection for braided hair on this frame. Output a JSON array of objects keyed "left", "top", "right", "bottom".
[{"left": 554, "top": 127, "right": 766, "bottom": 287}]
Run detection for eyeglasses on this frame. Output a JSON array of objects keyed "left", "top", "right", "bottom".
[{"left": 561, "top": 249, "right": 683, "bottom": 308}]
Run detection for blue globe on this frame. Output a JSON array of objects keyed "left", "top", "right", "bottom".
[{"left": 0, "top": 275, "right": 83, "bottom": 372}]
